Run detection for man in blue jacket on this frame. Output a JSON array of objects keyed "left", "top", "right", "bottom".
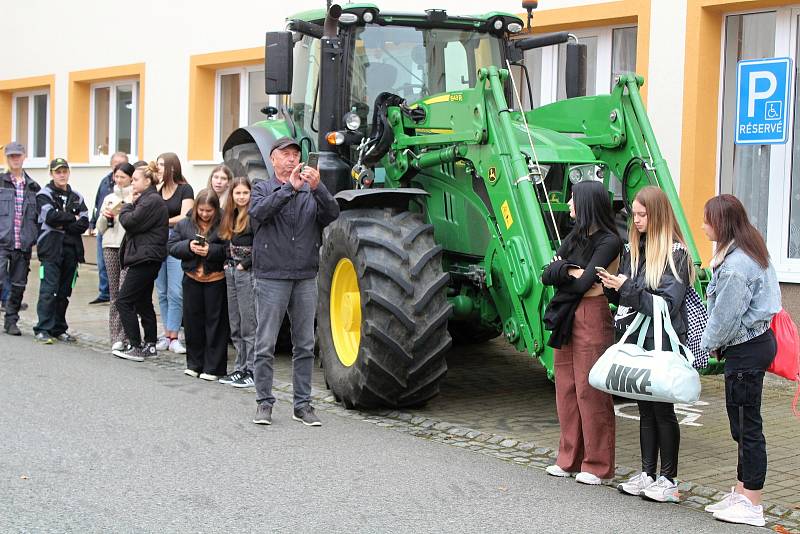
[
  {"left": 249, "top": 137, "right": 339, "bottom": 426},
  {"left": 0, "top": 142, "right": 40, "bottom": 336},
  {"left": 33, "top": 158, "right": 89, "bottom": 344}
]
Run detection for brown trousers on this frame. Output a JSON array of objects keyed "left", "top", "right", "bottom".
[{"left": 553, "top": 295, "right": 616, "bottom": 478}]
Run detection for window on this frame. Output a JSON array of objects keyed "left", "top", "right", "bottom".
[
  {"left": 214, "top": 67, "right": 277, "bottom": 156},
  {"left": 521, "top": 25, "right": 637, "bottom": 109},
  {"left": 11, "top": 90, "right": 49, "bottom": 163},
  {"left": 90, "top": 79, "right": 138, "bottom": 161}
]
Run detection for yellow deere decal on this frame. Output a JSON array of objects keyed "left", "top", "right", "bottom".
[
  {"left": 488, "top": 167, "right": 497, "bottom": 182},
  {"left": 415, "top": 128, "right": 454, "bottom": 134},
  {"left": 423, "top": 94, "right": 451, "bottom": 105},
  {"left": 501, "top": 200, "right": 514, "bottom": 229}
]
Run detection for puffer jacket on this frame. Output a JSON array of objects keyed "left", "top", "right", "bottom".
[
  {"left": 36, "top": 181, "right": 90, "bottom": 262},
  {"left": 0, "top": 171, "right": 40, "bottom": 252},
  {"left": 605, "top": 238, "right": 691, "bottom": 350},
  {"left": 168, "top": 215, "right": 227, "bottom": 275},
  {"left": 701, "top": 246, "right": 781, "bottom": 351},
  {"left": 118, "top": 185, "right": 169, "bottom": 267}
]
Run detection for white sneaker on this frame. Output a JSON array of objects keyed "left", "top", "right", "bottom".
[
  {"left": 155, "top": 337, "right": 170, "bottom": 351},
  {"left": 705, "top": 487, "right": 746, "bottom": 513},
  {"left": 184, "top": 369, "right": 199, "bottom": 378},
  {"left": 575, "top": 472, "right": 604, "bottom": 485},
  {"left": 641, "top": 476, "right": 680, "bottom": 503},
  {"left": 111, "top": 341, "right": 125, "bottom": 351},
  {"left": 618, "top": 472, "right": 655, "bottom": 496},
  {"left": 199, "top": 373, "right": 220, "bottom": 381},
  {"left": 713, "top": 496, "right": 765, "bottom": 527},
  {"left": 169, "top": 338, "right": 186, "bottom": 354},
  {"left": 545, "top": 465, "right": 575, "bottom": 478}
]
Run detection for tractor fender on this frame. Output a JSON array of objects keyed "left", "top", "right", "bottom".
[
  {"left": 334, "top": 188, "right": 429, "bottom": 211},
  {"left": 222, "top": 126, "right": 281, "bottom": 178}
]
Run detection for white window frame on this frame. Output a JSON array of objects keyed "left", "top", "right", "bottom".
[
  {"left": 88, "top": 78, "right": 138, "bottom": 164},
  {"left": 532, "top": 24, "right": 636, "bottom": 107},
  {"left": 213, "top": 66, "right": 278, "bottom": 160},
  {"left": 716, "top": 7, "right": 800, "bottom": 282},
  {"left": 10, "top": 89, "right": 50, "bottom": 167}
]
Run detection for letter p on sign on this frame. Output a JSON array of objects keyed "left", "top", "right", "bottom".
[{"left": 736, "top": 57, "right": 792, "bottom": 144}]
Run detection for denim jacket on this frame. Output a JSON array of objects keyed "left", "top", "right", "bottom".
[{"left": 700, "top": 246, "right": 781, "bottom": 351}]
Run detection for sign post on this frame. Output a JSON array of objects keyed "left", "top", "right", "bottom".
[{"left": 735, "top": 57, "right": 792, "bottom": 145}]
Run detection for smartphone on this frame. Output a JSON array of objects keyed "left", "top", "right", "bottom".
[
  {"left": 195, "top": 234, "right": 207, "bottom": 246},
  {"left": 594, "top": 266, "right": 610, "bottom": 276},
  {"left": 306, "top": 152, "right": 319, "bottom": 169}
]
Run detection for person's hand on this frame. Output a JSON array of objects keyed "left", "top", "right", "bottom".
[
  {"left": 132, "top": 191, "right": 141, "bottom": 201},
  {"left": 236, "top": 263, "right": 244, "bottom": 271},
  {"left": 190, "top": 240, "right": 209, "bottom": 256},
  {"left": 289, "top": 164, "right": 305, "bottom": 191},
  {"left": 550, "top": 255, "right": 562, "bottom": 265},
  {"left": 567, "top": 267, "right": 584, "bottom": 278},
  {"left": 301, "top": 165, "right": 321, "bottom": 190},
  {"left": 102, "top": 209, "right": 114, "bottom": 219},
  {"left": 598, "top": 271, "right": 627, "bottom": 290}
]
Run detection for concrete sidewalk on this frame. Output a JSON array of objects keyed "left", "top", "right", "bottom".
[{"left": 7, "top": 260, "right": 800, "bottom": 530}]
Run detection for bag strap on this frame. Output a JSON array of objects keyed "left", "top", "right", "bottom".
[
  {"left": 652, "top": 295, "right": 681, "bottom": 353},
  {"left": 619, "top": 312, "right": 647, "bottom": 345}
]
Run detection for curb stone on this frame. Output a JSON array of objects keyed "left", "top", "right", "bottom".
[{"left": 19, "top": 319, "right": 800, "bottom": 534}]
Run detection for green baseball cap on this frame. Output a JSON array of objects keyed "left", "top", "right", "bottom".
[{"left": 49, "top": 158, "right": 70, "bottom": 171}]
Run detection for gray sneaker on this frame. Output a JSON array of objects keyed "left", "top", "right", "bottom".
[
  {"left": 231, "top": 371, "right": 255, "bottom": 388},
  {"left": 34, "top": 332, "right": 55, "bottom": 344},
  {"left": 293, "top": 405, "right": 322, "bottom": 427},
  {"left": 253, "top": 404, "right": 273, "bottom": 425},
  {"left": 56, "top": 333, "right": 77, "bottom": 343},
  {"left": 113, "top": 343, "right": 144, "bottom": 362}
]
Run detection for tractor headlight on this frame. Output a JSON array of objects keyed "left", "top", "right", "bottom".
[
  {"left": 529, "top": 163, "right": 550, "bottom": 184},
  {"left": 568, "top": 163, "right": 607, "bottom": 184},
  {"left": 507, "top": 22, "right": 523, "bottom": 33},
  {"left": 493, "top": 19, "right": 504, "bottom": 30},
  {"left": 339, "top": 13, "right": 358, "bottom": 25},
  {"left": 362, "top": 11, "right": 374, "bottom": 23},
  {"left": 344, "top": 112, "right": 361, "bottom": 131}
]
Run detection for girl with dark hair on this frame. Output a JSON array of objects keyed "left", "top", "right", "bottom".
[
  {"left": 96, "top": 162, "right": 135, "bottom": 351},
  {"left": 155, "top": 152, "right": 194, "bottom": 354},
  {"left": 599, "top": 186, "right": 695, "bottom": 503},
  {"left": 113, "top": 162, "right": 169, "bottom": 362},
  {"left": 168, "top": 188, "right": 229, "bottom": 380},
  {"left": 218, "top": 176, "right": 257, "bottom": 388},
  {"left": 699, "top": 194, "right": 781, "bottom": 527},
  {"left": 541, "top": 180, "right": 622, "bottom": 486}
]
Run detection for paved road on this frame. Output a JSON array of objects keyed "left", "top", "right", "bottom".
[{"left": 1, "top": 336, "right": 758, "bottom": 533}]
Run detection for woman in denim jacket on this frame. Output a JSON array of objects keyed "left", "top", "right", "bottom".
[{"left": 699, "top": 195, "right": 781, "bottom": 528}]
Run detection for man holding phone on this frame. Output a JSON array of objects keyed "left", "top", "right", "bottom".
[{"left": 249, "top": 137, "right": 339, "bottom": 426}]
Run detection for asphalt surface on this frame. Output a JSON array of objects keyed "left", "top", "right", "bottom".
[{"left": 0, "top": 335, "right": 758, "bottom": 533}]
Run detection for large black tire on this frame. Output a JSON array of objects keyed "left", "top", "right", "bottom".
[
  {"left": 448, "top": 320, "right": 501, "bottom": 345},
  {"left": 317, "top": 208, "right": 452, "bottom": 409},
  {"left": 223, "top": 142, "right": 270, "bottom": 183}
]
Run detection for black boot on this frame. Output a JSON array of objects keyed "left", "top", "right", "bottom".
[{"left": 4, "top": 285, "right": 25, "bottom": 335}]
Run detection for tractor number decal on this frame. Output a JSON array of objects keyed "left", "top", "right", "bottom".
[
  {"left": 488, "top": 167, "right": 497, "bottom": 182},
  {"left": 500, "top": 200, "right": 514, "bottom": 229},
  {"left": 450, "top": 93, "right": 464, "bottom": 102}
]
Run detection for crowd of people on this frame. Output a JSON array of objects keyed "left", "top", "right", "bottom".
[
  {"left": 0, "top": 137, "right": 339, "bottom": 427},
  {"left": 0, "top": 138, "right": 783, "bottom": 527}
]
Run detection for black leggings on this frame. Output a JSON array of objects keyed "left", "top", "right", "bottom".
[
  {"left": 637, "top": 400, "right": 679, "bottom": 480},
  {"left": 722, "top": 329, "right": 776, "bottom": 491},
  {"left": 117, "top": 261, "right": 161, "bottom": 346}
]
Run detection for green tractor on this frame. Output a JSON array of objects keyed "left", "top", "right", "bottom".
[{"left": 223, "top": 2, "right": 709, "bottom": 409}]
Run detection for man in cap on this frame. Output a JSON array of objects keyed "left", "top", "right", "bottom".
[
  {"left": 0, "top": 142, "right": 41, "bottom": 335},
  {"left": 249, "top": 137, "right": 339, "bottom": 426},
  {"left": 33, "top": 158, "right": 89, "bottom": 344}
]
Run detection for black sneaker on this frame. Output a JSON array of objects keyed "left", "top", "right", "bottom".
[
  {"left": 89, "top": 297, "right": 110, "bottom": 305},
  {"left": 4, "top": 322, "right": 21, "bottom": 336},
  {"left": 34, "top": 332, "right": 55, "bottom": 344},
  {"left": 253, "top": 403, "right": 273, "bottom": 425},
  {"left": 141, "top": 342, "right": 157, "bottom": 358},
  {"left": 113, "top": 343, "right": 144, "bottom": 362},
  {"left": 219, "top": 370, "right": 244, "bottom": 384},
  {"left": 231, "top": 371, "right": 255, "bottom": 388},
  {"left": 56, "top": 333, "right": 77, "bottom": 343},
  {"left": 293, "top": 405, "right": 322, "bottom": 427}
]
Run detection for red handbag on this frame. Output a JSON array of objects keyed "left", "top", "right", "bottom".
[{"left": 768, "top": 309, "right": 800, "bottom": 417}]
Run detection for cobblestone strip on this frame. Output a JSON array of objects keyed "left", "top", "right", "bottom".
[{"left": 31, "top": 321, "right": 799, "bottom": 533}]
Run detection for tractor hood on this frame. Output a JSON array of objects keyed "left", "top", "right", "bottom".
[{"left": 509, "top": 118, "right": 597, "bottom": 164}]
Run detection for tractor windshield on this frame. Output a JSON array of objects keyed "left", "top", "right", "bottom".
[{"left": 349, "top": 25, "right": 503, "bottom": 131}]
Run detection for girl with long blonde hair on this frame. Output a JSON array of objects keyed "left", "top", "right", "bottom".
[{"left": 598, "top": 186, "right": 694, "bottom": 503}]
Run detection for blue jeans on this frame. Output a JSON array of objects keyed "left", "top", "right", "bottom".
[
  {"left": 96, "top": 234, "right": 109, "bottom": 300},
  {"left": 253, "top": 277, "right": 317, "bottom": 409},
  {"left": 155, "top": 254, "right": 184, "bottom": 333},
  {"left": 1, "top": 277, "right": 10, "bottom": 303}
]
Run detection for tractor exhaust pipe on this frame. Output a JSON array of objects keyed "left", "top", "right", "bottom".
[{"left": 323, "top": 3, "right": 342, "bottom": 37}]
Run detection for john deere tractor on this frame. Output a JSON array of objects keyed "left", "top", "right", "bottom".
[{"left": 223, "top": 3, "right": 709, "bottom": 409}]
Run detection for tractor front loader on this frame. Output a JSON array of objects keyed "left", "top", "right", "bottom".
[{"left": 223, "top": 3, "right": 710, "bottom": 410}]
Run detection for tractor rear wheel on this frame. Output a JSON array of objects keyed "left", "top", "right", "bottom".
[
  {"left": 317, "top": 208, "right": 452, "bottom": 409},
  {"left": 224, "top": 142, "right": 269, "bottom": 183}
]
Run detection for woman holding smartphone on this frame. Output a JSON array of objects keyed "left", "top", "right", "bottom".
[
  {"left": 168, "top": 189, "right": 229, "bottom": 380},
  {"left": 598, "top": 186, "right": 694, "bottom": 503},
  {"left": 541, "top": 180, "right": 622, "bottom": 486}
]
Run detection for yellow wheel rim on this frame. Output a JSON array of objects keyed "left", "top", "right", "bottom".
[{"left": 330, "top": 258, "right": 361, "bottom": 367}]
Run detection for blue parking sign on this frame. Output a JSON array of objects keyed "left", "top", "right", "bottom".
[{"left": 736, "top": 58, "right": 792, "bottom": 144}]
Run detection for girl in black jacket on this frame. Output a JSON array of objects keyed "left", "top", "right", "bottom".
[
  {"left": 599, "top": 186, "right": 694, "bottom": 503},
  {"left": 113, "top": 162, "right": 169, "bottom": 362},
  {"left": 168, "top": 189, "right": 229, "bottom": 380},
  {"left": 541, "top": 180, "right": 622, "bottom": 486}
]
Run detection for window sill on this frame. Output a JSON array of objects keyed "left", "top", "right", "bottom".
[
  {"left": 23, "top": 160, "right": 50, "bottom": 169},
  {"left": 188, "top": 160, "right": 223, "bottom": 166},
  {"left": 68, "top": 162, "right": 115, "bottom": 169}
]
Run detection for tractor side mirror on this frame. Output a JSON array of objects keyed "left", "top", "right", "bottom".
[
  {"left": 265, "top": 31, "right": 294, "bottom": 95},
  {"left": 565, "top": 41, "right": 587, "bottom": 98}
]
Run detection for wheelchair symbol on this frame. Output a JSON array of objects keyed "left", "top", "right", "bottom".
[
  {"left": 765, "top": 101, "right": 782, "bottom": 121},
  {"left": 615, "top": 400, "right": 710, "bottom": 427}
]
